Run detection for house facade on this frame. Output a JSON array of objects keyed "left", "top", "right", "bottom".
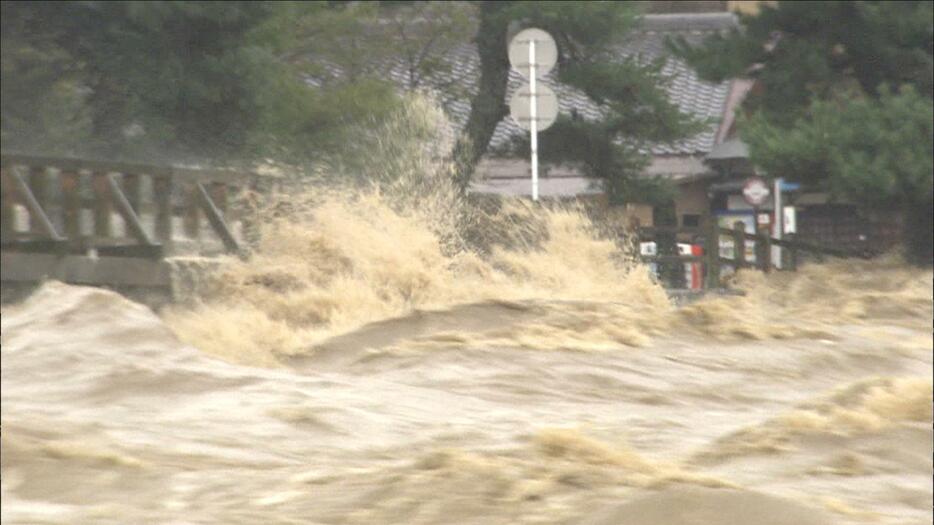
[{"left": 462, "top": 9, "right": 901, "bottom": 256}]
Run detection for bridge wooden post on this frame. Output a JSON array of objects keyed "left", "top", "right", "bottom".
[
  {"left": 10, "top": 170, "right": 61, "bottom": 241},
  {"left": 756, "top": 232, "right": 771, "bottom": 273},
  {"left": 106, "top": 173, "right": 154, "bottom": 247},
  {"left": 705, "top": 218, "right": 720, "bottom": 289},
  {"left": 732, "top": 222, "right": 746, "bottom": 270},
  {"left": 91, "top": 172, "right": 112, "bottom": 238},
  {"left": 123, "top": 173, "right": 142, "bottom": 214},
  {"left": 786, "top": 233, "right": 798, "bottom": 271},
  {"left": 28, "top": 166, "right": 49, "bottom": 235},
  {"left": 60, "top": 170, "right": 82, "bottom": 240},
  {"left": 183, "top": 183, "right": 201, "bottom": 240},
  {"left": 153, "top": 175, "right": 174, "bottom": 251},
  {"left": 1, "top": 166, "right": 15, "bottom": 238}
]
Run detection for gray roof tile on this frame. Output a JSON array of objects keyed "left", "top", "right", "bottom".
[{"left": 306, "top": 13, "right": 736, "bottom": 157}]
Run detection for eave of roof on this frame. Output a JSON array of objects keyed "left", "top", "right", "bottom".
[
  {"left": 707, "top": 138, "right": 749, "bottom": 160},
  {"left": 468, "top": 176, "right": 603, "bottom": 198}
]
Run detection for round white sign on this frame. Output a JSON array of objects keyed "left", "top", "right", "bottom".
[
  {"left": 509, "top": 83, "right": 559, "bottom": 132},
  {"left": 508, "top": 28, "right": 558, "bottom": 78},
  {"left": 742, "top": 177, "right": 771, "bottom": 206}
]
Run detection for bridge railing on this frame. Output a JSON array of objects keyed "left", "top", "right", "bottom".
[
  {"left": 1, "top": 153, "right": 258, "bottom": 259},
  {"left": 637, "top": 220, "right": 879, "bottom": 289}
]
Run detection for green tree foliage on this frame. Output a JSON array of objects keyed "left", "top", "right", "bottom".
[
  {"left": 264, "top": 1, "right": 473, "bottom": 163},
  {"left": 455, "top": 1, "right": 703, "bottom": 203},
  {"left": 743, "top": 87, "right": 932, "bottom": 207},
  {"left": 672, "top": 1, "right": 934, "bottom": 263},
  {"left": 0, "top": 1, "right": 401, "bottom": 165},
  {"left": 670, "top": 1, "right": 933, "bottom": 124},
  {"left": 0, "top": 2, "right": 93, "bottom": 152}
]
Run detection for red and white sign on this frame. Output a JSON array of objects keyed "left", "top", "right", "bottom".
[
  {"left": 743, "top": 177, "right": 771, "bottom": 207},
  {"left": 639, "top": 242, "right": 703, "bottom": 290},
  {"left": 677, "top": 243, "right": 704, "bottom": 290}
]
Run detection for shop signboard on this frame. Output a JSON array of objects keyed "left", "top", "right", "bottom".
[{"left": 743, "top": 177, "right": 770, "bottom": 207}]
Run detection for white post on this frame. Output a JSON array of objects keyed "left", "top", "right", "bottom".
[
  {"left": 529, "top": 38, "right": 539, "bottom": 202},
  {"left": 774, "top": 177, "right": 783, "bottom": 269}
]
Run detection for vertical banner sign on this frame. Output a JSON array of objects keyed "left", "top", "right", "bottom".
[
  {"left": 783, "top": 206, "right": 796, "bottom": 234},
  {"left": 508, "top": 28, "right": 558, "bottom": 201},
  {"left": 774, "top": 177, "right": 783, "bottom": 269}
]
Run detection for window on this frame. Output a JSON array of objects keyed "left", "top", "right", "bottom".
[{"left": 682, "top": 214, "right": 701, "bottom": 227}]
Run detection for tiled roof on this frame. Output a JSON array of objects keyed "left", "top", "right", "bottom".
[
  {"left": 304, "top": 13, "right": 736, "bottom": 157},
  {"left": 393, "top": 13, "right": 735, "bottom": 156}
]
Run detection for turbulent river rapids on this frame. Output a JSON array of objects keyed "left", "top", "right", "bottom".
[
  {"left": 2, "top": 94, "right": 932, "bottom": 525},
  {"left": 2, "top": 187, "right": 931, "bottom": 525}
]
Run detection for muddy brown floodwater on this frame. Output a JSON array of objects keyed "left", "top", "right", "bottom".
[{"left": 2, "top": 193, "right": 932, "bottom": 524}]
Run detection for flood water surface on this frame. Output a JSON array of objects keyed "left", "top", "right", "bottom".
[{"left": 2, "top": 194, "right": 932, "bottom": 524}]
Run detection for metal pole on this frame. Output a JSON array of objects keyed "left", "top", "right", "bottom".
[
  {"left": 774, "top": 177, "right": 782, "bottom": 269},
  {"left": 529, "top": 39, "right": 538, "bottom": 202}
]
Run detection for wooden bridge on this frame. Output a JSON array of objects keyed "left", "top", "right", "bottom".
[
  {"left": 1, "top": 151, "right": 879, "bottom": 304},
  {"left": 1, "top": 153, "right": 262, "bottom": 303}
]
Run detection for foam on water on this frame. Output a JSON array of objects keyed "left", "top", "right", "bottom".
[{"left": 2, "top": 95, "right": 931, "bottom": 524}]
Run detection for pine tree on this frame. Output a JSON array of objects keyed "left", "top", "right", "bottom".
[
  {"left": 671, "top": 0, "right": 933, "bottom": 264},
  {"left": 452, "top": 1, "right": 703, "bottom": 204}
]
